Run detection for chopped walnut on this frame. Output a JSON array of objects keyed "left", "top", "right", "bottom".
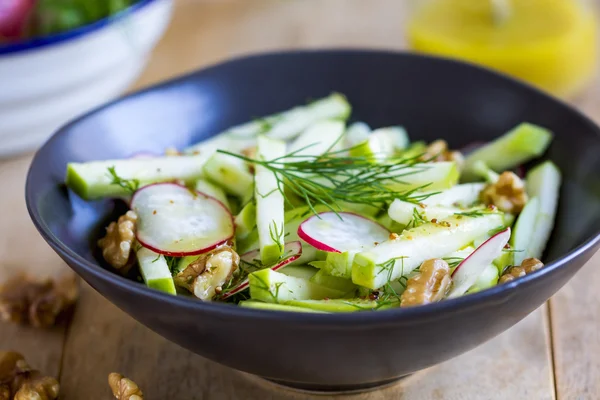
[
  {"left": 241, "top": 146, "right": 257, "bottom": 159},
  {"left": 174, "top": 246, "right": 240, "bottom": 300},
  {"left": 0, "top": 275, "right": 78, "bottom": 328},
  {"left": 0, "top": 352, "right": 59, "bottom": 400},
  {"left": 499, "top": 258, "right": 544, "bottom": 284},
  {"left": 98, "top": 211, "right": 138, "bottom": 273},
  {"left": 401, "top": 259, "right": 451, "bottom": 307},
  {"left": 164, "top": 147, "right": 180, "bottom": 156},
  {"left": 419, "top": 140, "right": 464, "bottom": 167},
  {"left": 108, "top": 373, "right": 143, "bottom": 400},
  {"left": 480, "top": 171, "right": 528, "bottom": 214}
]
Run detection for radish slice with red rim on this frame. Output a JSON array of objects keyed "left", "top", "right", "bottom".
[
  {"left": 131, "top": 183, "right": 234, "bottom": 256},
  {"left": 220, "top": 241, "right": 302, "bottom": 299},
  {"left": 448, "top": 227, "right": 511, "bottom": 298},
  {"left": 297, "top": 212, "right": 390, "bottom": 253}
]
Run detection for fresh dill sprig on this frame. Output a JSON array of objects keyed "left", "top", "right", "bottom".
[
  {"left": 406, "top": 207, "right": 428, "bottom": 229},
  {"left": 268, "top": 221, "right": 285, "bottom": 253},
  {"left": 217, "top": 145, "right": 437, "bottom": 216},
  {"left": 165, "top": 256, "right": 179, "bottom": 276},
  {"left": 455, "top": 208, "right": 501, "bottom": 218},
  {"left": 442, "top": 257, "right": 464, "bottom": 268},
  {"left": 107, "top": 166, "right": 139, "bottom": 193}
]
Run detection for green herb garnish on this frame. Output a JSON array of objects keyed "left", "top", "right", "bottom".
[{"left": 107, "top": 166, "right": 139, "bottom": 194}]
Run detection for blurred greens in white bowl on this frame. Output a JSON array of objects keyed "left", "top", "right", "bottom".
[{"left": 0, "top": 0, "right": 173, "bottom": 157}]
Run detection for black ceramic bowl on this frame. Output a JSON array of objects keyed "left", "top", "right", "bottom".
[{"left": 26, "top": 50, "right": 600, "bottom": 392}]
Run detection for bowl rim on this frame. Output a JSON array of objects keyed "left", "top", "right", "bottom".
[
  {"left": 0, "top": 0, "right": 161, "bottom": 56},
  {"left": 25, "top": 49, "right": 600, "bottom": 327}
]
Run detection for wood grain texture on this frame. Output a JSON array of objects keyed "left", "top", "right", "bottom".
[{"left": 0, "top": 156, "right": 71, "bottom": 378}]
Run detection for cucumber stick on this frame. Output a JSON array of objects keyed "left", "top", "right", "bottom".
[
  {"left": 218, "top": 92, "right": 351, "bottom": 141},
  {"left": 310, "top": 269, "right": 357, "bottom": 293},
  {"left": 421, "top": 183, "right": 486, "bottom": 207},
  {"left": 249, "top": 269, "right": 345, "bottom": 303},
  {"left": 510, "top": 197, "right": 540, "bottom": 265},
  {"left": 136, "top": 247, "right": 176, "bottom": 295},
  {"left": 383, "top": 162, "right": 460, "bottom": 191},
  {"left": 349, "top": 126, "right": 409, "bottom": 160},
  {"left": 352, "top": 213, "right": 505, "bottom": 289},
  {"left": 285, "top": 298, "right": 394, "bottom": 312},
  {"left": 463, "top": 123, "right": 553, "bottom": 180},
  {"left": 255, "top": 135, "right": 286, "bottom": 265},
  {"left": 344, "top": 122, "right": 371, "bottom": 147},
  {"left": 203, "top": 153, "right": 254, "bottom": 199},
  {"left": 388, "top": 199, "right": 460, "bottom": 226},
  {"left": 467, "top": 264, "right": 499, "bottom": 294},
  {"left": 195, "top": 179, "right": 230, "bottom": 209},
  {"left": 234, "top": 202, "right": 257, "bottom": 240},
  {"left": 279, "top": 264, "right": 319, "bottom": 280},
  {"left": 288, "top": 120, "right": 346, "bottom": 157},
  {"left": 239, "top": 300, "right": 328, "bottom": 313},
  {"left": 321, "top": 250, "right": 359, "bottom": 279},
  {"left": 471, "top": 160, "right": 499, "bottom": 183},
  {"left": 66, "top": 155, "right": 207, "bottom": 200},
  {"left": 525, "top": 161, "right": 561, "bottom": 259}
]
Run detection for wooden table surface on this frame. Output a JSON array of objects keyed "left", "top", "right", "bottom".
[{"left": 1, "top": 1, "right": 599, "bottom": 399}]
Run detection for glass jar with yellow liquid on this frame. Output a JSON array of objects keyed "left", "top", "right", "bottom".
[{"left": 406, "top": 0, "right": 598, "bottom": 98}]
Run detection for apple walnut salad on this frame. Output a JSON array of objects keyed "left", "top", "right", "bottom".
[{"left": 65, "top": 93, "right": 560, "bottom": 313}]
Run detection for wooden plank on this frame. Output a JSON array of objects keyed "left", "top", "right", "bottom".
[
  {"left": 550, "top": 252, "right": 600, "bottom": 399},
  {"left": 0, "top": 155, "right": 71, "bottom": 377},
  {"left": 58, "top": 0, "right": 555, "bottom": 398}
]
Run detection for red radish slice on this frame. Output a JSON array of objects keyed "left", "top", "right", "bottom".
[
  {"left": 297, "top": 212, "right": 390, "bottom": 253},
  {"left": 131, "top": 183, "right": 234, "bottom": 256},
  {"left": 0, "top": 0, "right": 34, "bottom": 38},
  {"left": 221, "top": 241, "right": 302, "bottom": 299},
  {"left": 448, "top": 227, "right": 511, "bottom": 298}
]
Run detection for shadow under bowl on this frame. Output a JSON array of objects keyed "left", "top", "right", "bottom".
[{"left": 26, "top": 50, "right": 600, "bottom": 391}]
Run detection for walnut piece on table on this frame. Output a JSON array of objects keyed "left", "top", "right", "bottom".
[
  {"left": 0, "top": 274, "right": 78, "bottom": 328},
  {"left": 499, "top": 258, "right": 544, "bottom": 284},
  {"left": 401, "top": 259, "right": 451, "bottom": 307},
  {"left": 419, "top": 140, "right": 464, "bottom": 167},
  {"left": 480, "top": 171, "right": 528, "bottom": 214},
  {"left": 98, "top": 211, "right": 138, "bottom": 273},
  {"left": 109, "top": 373, "right": 143, "bottom": 400},
  {"left": 174, "top": 246, "right": 239, "bottom": 300},
  {"left": 0, "top": 351, "right": 59, "bottom": 400}
]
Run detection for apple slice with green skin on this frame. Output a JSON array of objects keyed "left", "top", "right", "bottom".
[
  {"left": 344, "top": 122, "right": 371, "bottom": 148},
  {"left": 239, "top": 301, "right": 328, "bottom": 313},
  {"left": 309, "top": 269, "right": 357, "bottom": 294},
  {"left": 136, "top": 247, "right": 176, "bottom": 295},
  {"left": 131, "top": 183, "right": 234, "bottom": 256},
  {"left": 284, "top": 298, "right": 395, "bottom": 312},
  {"left": 420, "top": 183, "right": 486, "bottom": 207},
  {"left": 382, "top": 161, "right": 460, "bottom": 192},
  {"left": 510, "top": 197, "right": 540, "bottom": 266},
  {"left": 195, "top": 179, "right": 230, "bottom": 210},
  {"left": 65, "top": 155, "right": 209, "bottom": 200},
  {"left": 219, "top": 241, "right": 302, "bottom": 300},
  {"left": 288, "top": 120, "right": 346, "bottom": 157},
  {"left": 297, "top": 212, "right": 390, "bottom": 253},
  {"left": 525, "top": 161, "right": 561, "bottom": 260},
  {"left": 466, "top": 264, "right": 499, "bottom": 294},
  {"left": 349, "top": 126, "right": 409, "bottom": 160},
  {"left": 255, "top": 135, "right": 287, "bottom": 265},
  {"left": 203, "top": 152, "right": 254, "bottom": 199},
  {"left": 249, "top": 268, "right": 345, "bottom": 303},
  {"left": 352, "top": 213, "right": 505, "bottom": 289},
  {"left": 448, "top": 227, "right": 511, "bottom": 298},
  {"left": 462, "top": 122, "right": 553, "bottom": 181}
]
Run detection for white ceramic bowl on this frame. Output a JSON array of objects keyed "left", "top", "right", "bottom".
[{"left": 0, "top": 0, "right": 173, "bottom": 157}]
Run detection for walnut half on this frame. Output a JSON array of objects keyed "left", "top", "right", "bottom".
[
  {"left": 401, "top": 259, "right": 451, "bottom": 307},
  {"left": 480, "top": 171, "right": 528, "bottom": 214},
  {"left": 419, "top": 140, "right": 464, "bottom": 167},
  {"left": 0, "top": 275, "right": 78, "bottom": 328},
  {"left": 174, "top": 246, "right": 239, "bottom": 300},
  {"left": 108, "top": 373, "right": 143, "bottom": 400},
  {"left": 98, "top": 211, "right": 138, "bottom": 273},
  {"left": 499, "top": 258, "right": 544, "bottom": 284},
  {"left": 0, "top": 351, "right": 59, "bottom": 400}
]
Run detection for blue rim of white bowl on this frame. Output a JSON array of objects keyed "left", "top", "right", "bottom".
[{"left": 0, "top": 0, "right": 160, "bottom": 56}]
